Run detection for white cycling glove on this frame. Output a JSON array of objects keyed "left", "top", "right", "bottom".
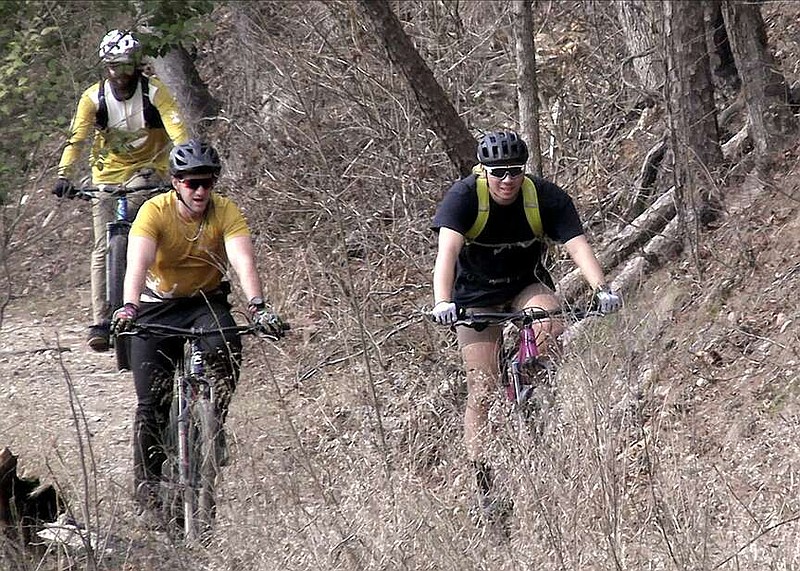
[
  {"left": 430, "top": 301, "right": 459, "bottom": 325},
  {"left": 594, "top": 286, "right": 623, "bottom": 314}
]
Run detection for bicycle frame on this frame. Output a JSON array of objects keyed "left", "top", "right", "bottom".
[
  {"left": 119, "top": 322, "right": 272, "bottom": 542},
  {"left": 455, "top": 307, "right": 567, "bottom": 405},
  {"left": 454, "top": 306, "right": 599, "bottom": 432}
]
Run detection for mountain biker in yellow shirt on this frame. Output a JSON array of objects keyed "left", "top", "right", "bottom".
[
  {"left": 110, "top": 139, "right": 287, "bottom": 515},
  {"left": 53, "top": 29, "right": 189, "bottom": 352}
]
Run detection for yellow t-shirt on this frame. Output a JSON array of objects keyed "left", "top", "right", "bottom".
[
  {"left": 57, "top": 76, "right": 189, "bottom": 184},
  {"left": 131, "top": 192, "right": 251, "bottom": 300}
]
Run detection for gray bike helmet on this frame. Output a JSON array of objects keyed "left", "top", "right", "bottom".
[
  {"left": 476, "top": 131, "right": 529, "bottom": 166},
  {"left": 169, "top": 140, "right": 222, "bottom": 176}
]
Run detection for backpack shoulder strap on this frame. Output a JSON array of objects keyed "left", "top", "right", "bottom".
[
  {"left": 465, "top": 168, "right": 489, "bottom": 241},
  {"left": 95, "top": 79, "right": 108, "bottom": 131},
  {"left": 141, "top": 76, "right": 164, "bottom": 129},
  {"left": 465, "top": 167, "right": 543, "bottom": 241},
  {"left": 521, "top": 177, "right": 543, "bottom": 238}
]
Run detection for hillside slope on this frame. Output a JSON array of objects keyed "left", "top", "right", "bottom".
[{"left": 1, "top": 1, "right": 800, "bottom": 568}]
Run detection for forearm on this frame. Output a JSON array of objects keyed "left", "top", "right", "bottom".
[
  {"left": 564, "top": 235, "right": 607, "bottom": 289},
  {"left": 236, "top": 261, "right": 264, "bottom": 302},
  {"left": 432, "top": 254, "right": 456, "bottom": 303},
  {"left": 58, "top": 95, "right": 97, "bottom": 178},
  {"left": 226, "top": 236, "right": 264, "bottom": 302},
  {"left": 123, "top": 236, "right": 156, "bottom": 306},
  {"left": 432, "top": 228, "right": 463, "bottom": 304},
  {"left": 122, "top": 263, "right": 148, "bottom": 306}
]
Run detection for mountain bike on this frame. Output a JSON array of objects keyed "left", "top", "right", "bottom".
[
  {"left": 119, "top": 321, "right": 278, "bottom": 542},
  {"left": 452, "top": 305, "right": 602, "bottom": 437},
  {"left": 76, "top": 176, "right": 171, "bottom": 369}
]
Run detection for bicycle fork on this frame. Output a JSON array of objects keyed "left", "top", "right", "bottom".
[{"left": 508, "top": 322, "right": 539, "bottom": 405}]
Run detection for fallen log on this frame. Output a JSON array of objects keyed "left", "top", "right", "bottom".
[
  {"left": 557, "top": 186, "right": 677, "bottom": 302},
  {"left": 562, "top": 215, "right": 683, "bottom": 345}
]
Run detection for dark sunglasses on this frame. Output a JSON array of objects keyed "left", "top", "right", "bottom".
[
  {"left": 486, "top": 165, "right": 525, "bottom": 179},
  {"left": 108, "top": 63, "right": 136, "bottom": 74},
  {"left": 179, "top": 177, "right": 215, "bottom": 190}
]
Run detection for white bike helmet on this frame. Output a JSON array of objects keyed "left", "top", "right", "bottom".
[{"left": 98, "top": 29, "right": 141, "bottom": 64}]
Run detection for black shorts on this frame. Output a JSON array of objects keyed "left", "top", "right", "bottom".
[{"left": 453, "top": 267, "right": 555, "bottom": 308}]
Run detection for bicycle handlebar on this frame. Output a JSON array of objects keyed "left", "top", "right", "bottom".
[
  {"left": 431, "top": 305, "right": 604, "bottom": 329},
  {"left": 117, "top": 322, "right": 284, "bottom": 341},
  {"left": 75, "top": 183, "right": 172, "bottom": 200}
]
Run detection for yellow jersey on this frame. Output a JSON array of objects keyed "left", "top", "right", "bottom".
[
  {"left": 58, "top": 76, "right": 189, "bottom": 184},
  {"left": 131, "top": 192, "right": 251, "bottom": 300}
]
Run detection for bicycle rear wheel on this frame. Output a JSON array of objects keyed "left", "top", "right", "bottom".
[{"left": 107, "top": 232, "right": 129, "bottom": 370}]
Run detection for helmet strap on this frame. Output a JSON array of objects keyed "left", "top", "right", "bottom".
[{"left": 173, "top": 186, "right": 211, "bottom": 221}]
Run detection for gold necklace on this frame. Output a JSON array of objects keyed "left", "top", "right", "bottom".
[
  {"left": 174, "top": 193, "right": 210, "bottom": 242},
  {"left": 184, "top": 218, "right": 206, "bottom": 242}
]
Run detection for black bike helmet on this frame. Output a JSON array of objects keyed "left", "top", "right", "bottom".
[
  {"left": 169, "top": 139, "right": 222, "bottom": 176},
  {"left": 476, "top": 131, "right": 529, "bottom": 166}
]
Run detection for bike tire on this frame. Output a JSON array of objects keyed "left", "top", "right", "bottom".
[
  {"left": 518, "top": 369, "right": 557, "bottom": 442},
  {"left": 191, "top": 396, "right": 219, "bottom": 537},
  {"left": 107, "top": 233, "right": 130, "bottom": 371},
  {"left": 161, "top": 395, "right": 184, "bottom": 533},
  {"left": 503, "top": 347, "right": 555, "bottom": 442}
]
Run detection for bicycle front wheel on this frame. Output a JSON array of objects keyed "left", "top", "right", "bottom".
[
  {"left": 107, "top": 232, "right": 129, "bottom": 370},
  {"left": 189, "top": 396, "right": 219, "bottom": 538}
]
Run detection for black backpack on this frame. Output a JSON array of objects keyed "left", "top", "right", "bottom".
[{"left": 95, "top": 75, "right": 164, "bottom": 131}]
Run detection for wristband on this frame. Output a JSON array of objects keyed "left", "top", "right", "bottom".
[{"left": 123, "top": 302, "right": 139, "bottom": 315}]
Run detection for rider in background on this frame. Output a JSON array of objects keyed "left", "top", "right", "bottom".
[
  {"left": 111, "top": 139, "right": 287, "bottom": 515},
  {"left": 52, "top": 29, "right": 189, "bottom": 352},
  {"left": 429, "top": 130, "right": 622, "bottom": 520}
]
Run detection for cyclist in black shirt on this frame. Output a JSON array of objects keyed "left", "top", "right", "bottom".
[{"left": 430, "top": 130, "right": 622, "bottom": 521}]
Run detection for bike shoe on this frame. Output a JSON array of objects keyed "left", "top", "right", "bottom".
[
  {"left": 469, "top": 493, "right": 514, "bottom": 539},
  {"left": 87, "top": 323, "right": 110, "bottom": 352}
]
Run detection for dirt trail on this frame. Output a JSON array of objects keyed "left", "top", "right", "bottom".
[{"left": 0, "top": 303, "right": 136, "bottom": 508}]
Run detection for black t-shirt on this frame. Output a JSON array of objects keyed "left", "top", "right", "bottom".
[{"left": 431, "top": 174, "right": 584, "bottom": 307}]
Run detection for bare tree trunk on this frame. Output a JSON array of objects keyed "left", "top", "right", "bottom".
[
  {"left": 132, "top": 0, "right": 221, "bottom": 139},
  {"left": 665, "top": 0, "right": 722, "bottom": 244},
  {"left": 706, "top": 0, "right": 740, "bottom": 92},
  {"left": 356, "top": 0, "right": 476, "bottom": 176},
  {"left": 615, "top": 0, "right": 663, "bottom": 95},
  {"left": 152, "top": 45, "right": 221, "bottom": 138},
  {"left": 721, "top": 0, "right": 796, "bottom": 157},
  {"left": 512, "top": 0, "right": 543, "bottom": 177}
]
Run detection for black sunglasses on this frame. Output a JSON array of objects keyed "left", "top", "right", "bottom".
[
  {"left": 107, "top": 63, "right": 137, "bottom": 76},
  {"left": 179, "top": 177, "right": 215, "bottom": 190},
  {"left": 486, "top": 165, "right": 525, "bottom": 179}
]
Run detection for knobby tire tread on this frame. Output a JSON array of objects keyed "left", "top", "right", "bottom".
[
  {"left": 107, "top": 233, "right": 130, "bottom": 370},
  {"left": 193, "top": 396, "right": 219, "bottom": 536}
]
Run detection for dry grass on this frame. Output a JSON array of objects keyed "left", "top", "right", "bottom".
[{"left": 2, "top": 1, "right": 800, "bottom": 569}]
